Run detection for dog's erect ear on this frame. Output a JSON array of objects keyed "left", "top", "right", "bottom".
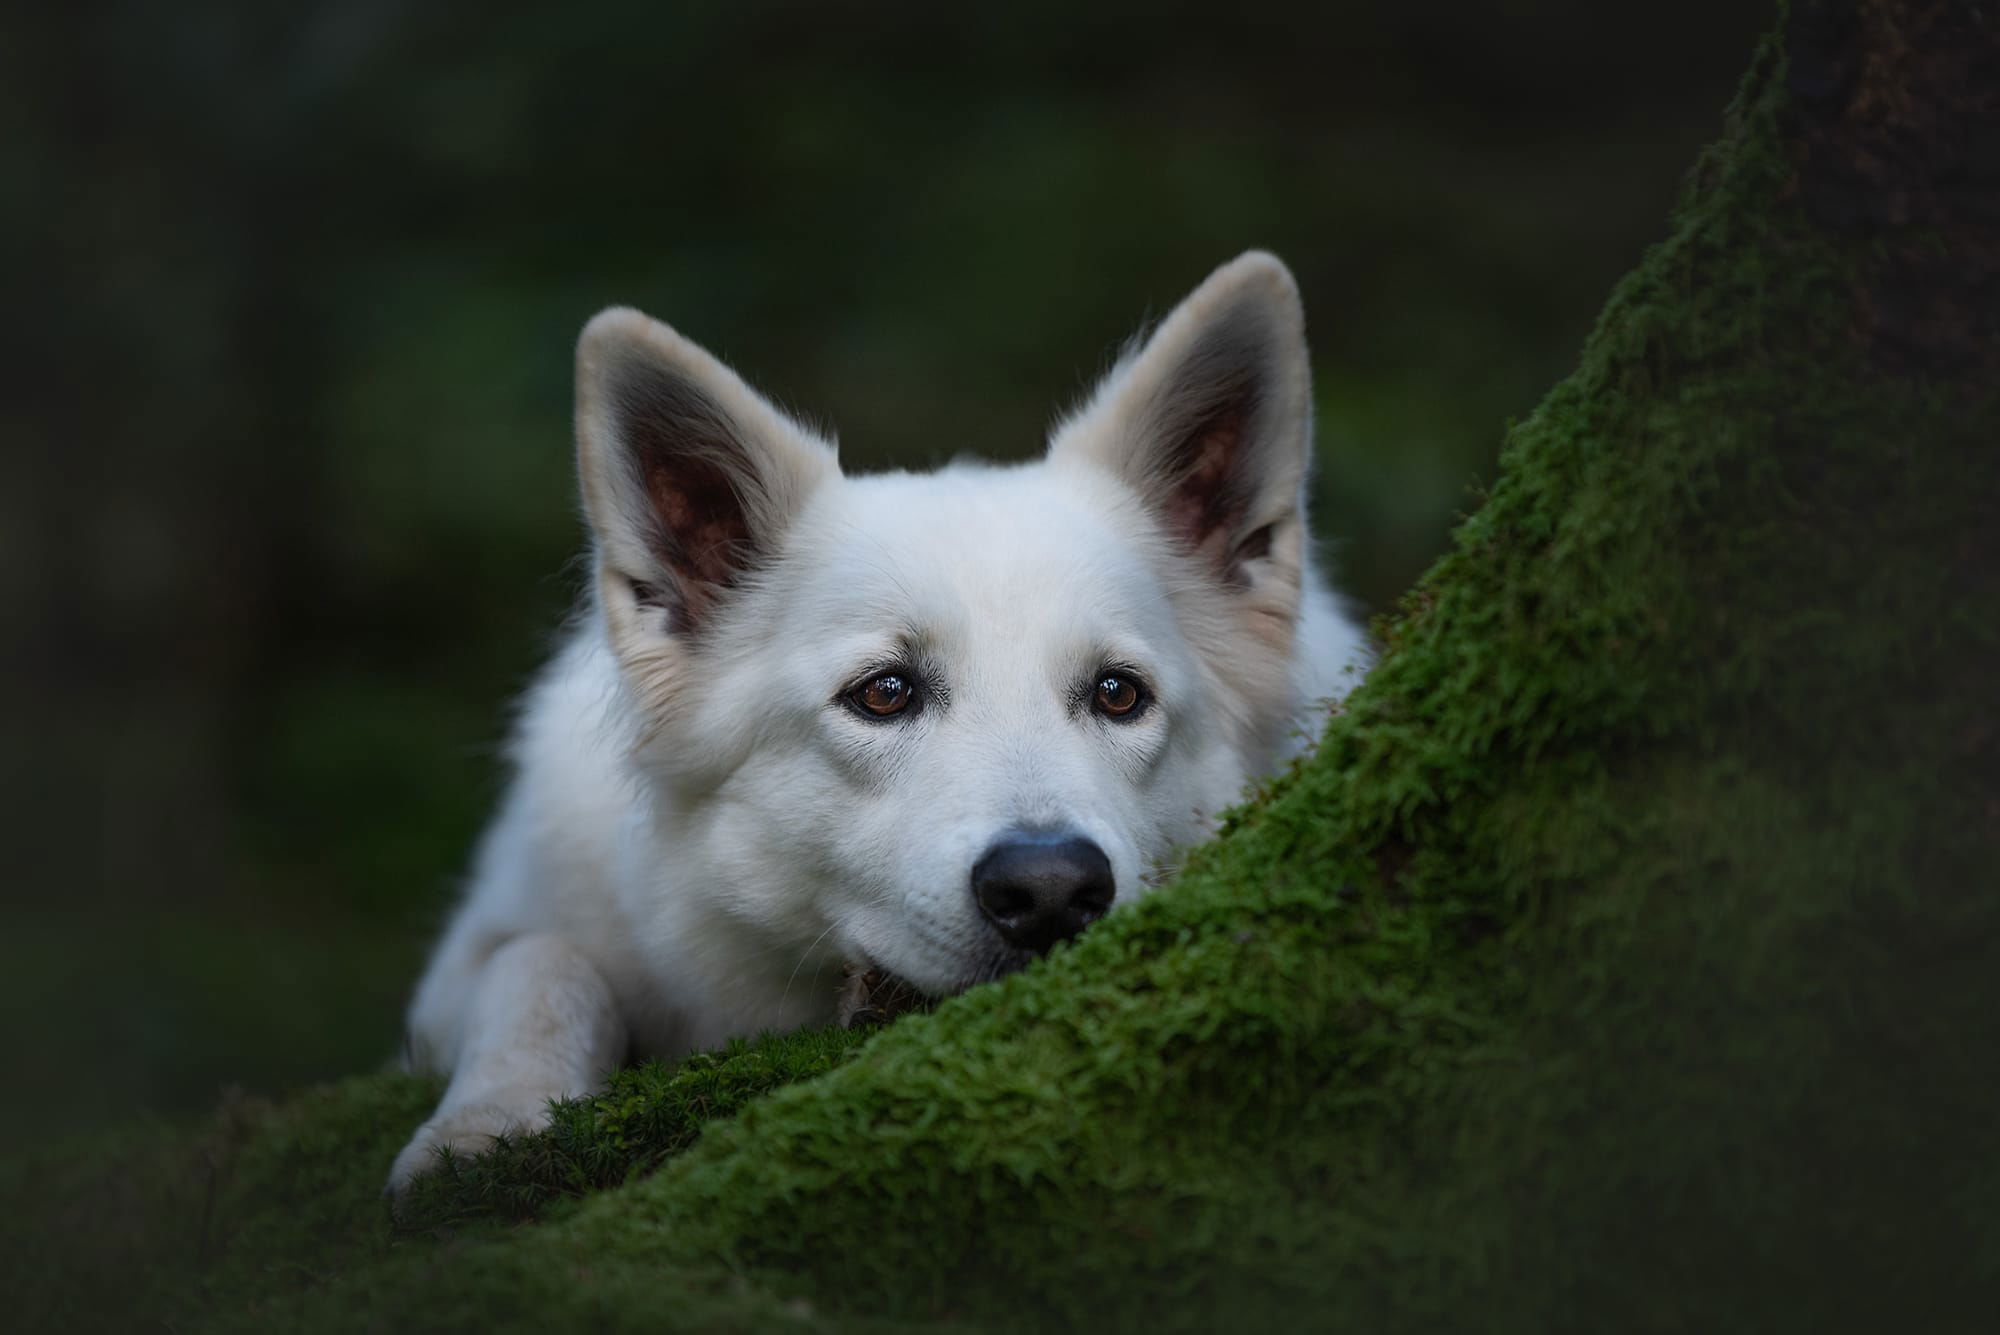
[
  {"left": 575, "top": 308, "right": 839, "bottom": 636},
  {"left": 1048, "top": 251, "right": 1313, "bottom": 586}
]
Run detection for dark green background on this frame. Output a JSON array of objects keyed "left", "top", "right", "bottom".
[{"left": 4, "top": 1, "right": 1763, "bottom": 1141}]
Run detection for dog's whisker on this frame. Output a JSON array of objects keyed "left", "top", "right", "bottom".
[{"left": 780, "top": 921, "right": 842, "bottom": 1011}]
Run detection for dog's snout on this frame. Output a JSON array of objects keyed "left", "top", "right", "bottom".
[{"left": 970, "top": 831, "right": 1115, "bottom": 956}]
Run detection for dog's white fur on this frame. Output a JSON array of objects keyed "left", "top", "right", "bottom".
[{"left": 388, "top": 252, "right": 1369, "bottom": 1193}]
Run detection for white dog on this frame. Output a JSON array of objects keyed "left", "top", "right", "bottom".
[{"left": 388, "top": 251, "right": 1369, "bottom": 1193}]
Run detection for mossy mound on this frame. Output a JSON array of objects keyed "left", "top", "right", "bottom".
[
  {"left": 8, "top": 7, "right": 1994, "bottom": 1330},
  {"left": 397, "top": 1026, "right": 881, "bottom": 1230}
]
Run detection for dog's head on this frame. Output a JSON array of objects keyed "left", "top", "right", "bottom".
[{"left": 575, "top": 252, "right": 1333, "bottom": 998}]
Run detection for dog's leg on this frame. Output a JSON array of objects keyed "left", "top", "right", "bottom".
[{"left": 387, "top": 932, "right": 626, "bottom": 1197}]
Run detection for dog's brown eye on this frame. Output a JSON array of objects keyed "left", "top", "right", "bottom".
[
  {"left": 1094, "top": 674, "right": 1144, "bottom": 719},
  {"left": 853, "top": 673, "right": 914, "bottom": 718}
]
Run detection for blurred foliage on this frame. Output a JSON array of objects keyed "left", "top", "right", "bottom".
[{"left": 2, "top": 0, "right": 1765, "bottom": 1139}]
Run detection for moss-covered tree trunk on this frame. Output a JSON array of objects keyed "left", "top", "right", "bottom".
[{"left": 9, "top": 2, "right": 1995, "bottom": 1330}]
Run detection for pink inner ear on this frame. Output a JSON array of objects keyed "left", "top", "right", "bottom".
[
  {"left": 1163, "top": 411, "right": 1250, "bottom": 566},
  {"left": 643, "top": 452, "right": 752, "bottom": 605}
]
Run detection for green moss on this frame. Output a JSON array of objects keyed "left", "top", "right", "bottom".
[
  {"left": 397, "top": 1025, "right": 881, "bottom": 1230},
  {"left": 10, "top": 11, "right": 1995, "bottom": 1330},
  {"left": 2, "top": 1073, "right": 436, "bottom": 1331}
]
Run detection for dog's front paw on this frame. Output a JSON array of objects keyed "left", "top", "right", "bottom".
[{"left": 385, "top": 1100, "right": 550, "bottom": 1199}]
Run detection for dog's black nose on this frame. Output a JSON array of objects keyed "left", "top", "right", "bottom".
[{"left": 970, "top": 831, "right": 1116, "bottom": 955}]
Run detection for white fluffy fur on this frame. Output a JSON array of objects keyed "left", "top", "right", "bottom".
[{"left": 389, "top": 251, "right": 1370, "bottom": 1194}]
